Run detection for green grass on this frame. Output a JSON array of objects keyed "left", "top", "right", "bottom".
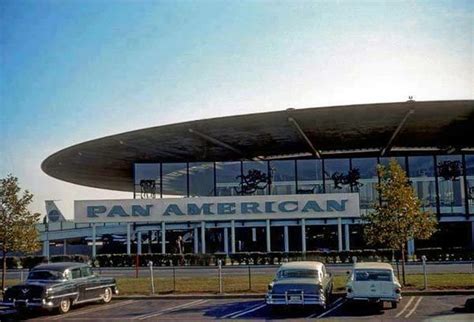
[{"left": 4, "top": 273, "right": 473, "bottom": 295}]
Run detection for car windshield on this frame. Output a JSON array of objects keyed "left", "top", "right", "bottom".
[
  {"left": 355, "top": 269, "right": 392, "bottom": 281},
  {"left": 277, "top": 269, "right": 318, "bottom": 279},
  {"left": 28, "top": 270, "right": 64, "bottom": 281}
]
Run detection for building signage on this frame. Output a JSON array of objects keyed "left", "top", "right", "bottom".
[{"left": 74, "top": 193, "right": 360, "bottom": 223}]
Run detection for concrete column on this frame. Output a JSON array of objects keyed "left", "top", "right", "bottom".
[
  {"left": 284, "top": 225, "right": 289, "bottom": 252},
  {"left": 63, "top": 239, "right": 67, "bottom": 255},
  {"left": 43, "top": 239, "right": 49, "bottom": 258},
  {"left": 193, "top": 227, "right": 199, "bottom": 254},
  {"left": 407, "top": 239, "right": 415, "bottom": 256},
  {"left": 92, "top": 223, "right": 96, "bottom": 258},
  {"left": 148, "top": 231, "right": 152, "bottom": 254},
  {"left": 161, "top": 222, "right": 166, "bottom": 254},
  {"left": 126, "top": 223, "right": 131, "bottom": 255},
  {"left": 337, "top": 218, "right": 343, "bottom": 251},
  {"left": 266, "top": 219, "right": 271, "bottom": 252},
  {"left": 137, "top": 231, "right": 142, "bottom": 255},
  {"left": 472, "top": 222, "right": 474, "bottom": 249},
  {"left": 224, "top": 227, "right": 229, "bottom": 254},
  {"left": 301, "top": 219, "right": 306, "bottom": 253},
  {"left": 201, "top": 221, "right": 206, "bottom": 254},
  {"left": 344, "top": 224, "right": 350, "bottom": 251},
  {"left": 231, "top": 220, "right": 236, "bottom": 253}
]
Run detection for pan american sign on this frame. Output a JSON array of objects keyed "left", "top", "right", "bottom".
[{"left": 74, "top": 193, "right": 360, "bottom": 223}]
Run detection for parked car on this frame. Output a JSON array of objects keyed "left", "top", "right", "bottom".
[
  {"left": 266, "top": 261, "right": 333, "bottom": 309},
  {"left": 346, "top": 262, "right": 401, "bottom": 309},
  {"left": 1, "top": 262, "right": 118, "bottom": 314}
]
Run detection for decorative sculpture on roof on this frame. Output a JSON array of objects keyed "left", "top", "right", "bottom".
[
  {"left": 235, "top": 169, "right": 272, "bottom": 195},
  {"left": 140, "top": 179, "right": 157, "bottom": 199}
]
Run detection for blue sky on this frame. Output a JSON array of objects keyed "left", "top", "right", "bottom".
[{"left": 1, "top": 0, "right": 472, "bottom": 218}]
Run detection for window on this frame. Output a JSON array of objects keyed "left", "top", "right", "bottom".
[
  {"left": 352, "top": 158, "right": 378, "bottom": 214},
  {"left": 241, "top": 161, "right": 270, "bottom": 195},
  {"left": 80, "top": 266, "right": 92, "bottom": 277},
  {"left": 466, "top": 155, "right": 474, "bottom": 214},
  {"left": 216, "top": 161, "right": 242, "bottom": 196},
  {"left": 134, "top": 163, "right": 160, "bottom": 198},
  {"left": 324, "top": 159, "right": 351, "bottom": 193},
  {"left": 162, "top": 163, "right": 188, "bottom": 196},
  {"left": 269, "top": 160, "right": 295, "bottom": 195},
  {"left": 277, "top": 269, "right": 318, "bottom": 279},
  {"left": 355, "top": 270, "right": 392, "bottom": 282},
  {"left": 408, "top": 156, "right": 436, "bottom": 212},
  {"left": 437, "top": 155, "right": 465, "bottom": 215},
  {"left": 296, "top": 159, "right": 324, "bottom": 194},
  {"left": 189, "top": 162, "right": 214, "bottom": 196},
  {"left": 28, "top": 270, "right": 64, "bottom": 281},
  {"left": 71, "top": 268, "right": 81, "bottom": 279}
]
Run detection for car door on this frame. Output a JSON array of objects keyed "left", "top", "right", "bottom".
[
  {"left": 70, "top": 267, "right": 88, "bottom": 301},
  {"left": 81, "top": 266, "right": 102, "bottom": 299}
]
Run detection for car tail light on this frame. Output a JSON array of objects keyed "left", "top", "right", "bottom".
[
  {"left": 395, "top": 288, "right": 401, "bottom": 294},
  {"left": 267, "top": 284, "right": 273, "bottom": 291},
  {"left": 347, "top": 287, "right": 352, "bottom": 293}
]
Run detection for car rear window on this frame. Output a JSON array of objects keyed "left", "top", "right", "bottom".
[
  {"left": 277, "top": 269, "right": 318, "bottom": 279},
  {"left": 28, "top": 270, "right": 64, "bottom": 281},
  {"left": 355, "top": 269, "right": 392, "bottom": 281}
]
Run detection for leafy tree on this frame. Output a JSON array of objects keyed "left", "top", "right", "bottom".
[
  {"left": 0, "top": 175, "right": 41, "bottom": 291},
  {"left": 362, "top": 159, "right": 437, "bottom": 285}
]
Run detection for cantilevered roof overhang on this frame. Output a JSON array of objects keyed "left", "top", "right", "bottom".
[{"left": 42, "top": 100, "right": 474, "bottom": 192}]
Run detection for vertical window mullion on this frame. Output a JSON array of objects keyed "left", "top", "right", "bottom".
[{"left": 433, "top": 155, "right": 441, "bottom": 219}]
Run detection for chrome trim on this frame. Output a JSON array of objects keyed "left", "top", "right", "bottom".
[
  {"left": 74, "top": 297, "right": 103, "bottom": 304},
  {"left": 85, "top": 283, "right": 115, "bottom": 291},
  {"left": 47, "top": 292, "right": 79, "bottom": 299}
]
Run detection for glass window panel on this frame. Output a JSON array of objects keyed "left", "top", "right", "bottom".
[
  {"left": 296, "top": 159, "right": 324, "bottom": 194},
  {"left": 241, "top": 161, "right": 269, "bottom": 195},
  {"left": 324, "top": 159, "right": 351, "bottom": 193},
  {"left": 351, "top": 158, "right": 378, "bottom": 214},
  {"left": 465, "top": 154, "right": 474, "bottom": 214},
  {"left": 216, "top": 161, "right": 242, "bottom": 196},
  {"left": 379, "top": 157, "right": 406, "bottom": 170},
  {"left": 162, "top": 163, "right": 187, "bottom": 196},
  {"left": 269, "top": 160, "right": 296, "bottom": 195},
  {"left": 408, "top": 156, "right": 436, "bottom": 212},
  {"left": 436, "top": 155, "right": 465, "bottom": 215},
  {"left": 188, "top": 162, "right": 215, "bottom": 197},
  {"left": 134, "top": 163, "right": 160, "bottom": 198}
]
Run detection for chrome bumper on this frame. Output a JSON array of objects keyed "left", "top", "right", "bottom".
[
  {"left": 347, "top": 295, "right": 401, "bottom": 302},
  {"left": 1, "top": 298, "right": 56, "bottom": 310},
  {"left": 266, "top": 292, "right": 326, "bottom": 306}
]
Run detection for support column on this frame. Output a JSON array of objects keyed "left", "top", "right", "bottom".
[
  {"left": 148, "top": 231, "right": 152, "bottom": 254},
  {"left": 224, "top": 227, "right": 229, "bottom": 254},
  {"left": 344, "top": 224, "right": 350, "bottom": 251},
  {"left": 337, "top": 218, "right": 343, "bottom": 252},
  {"left": 126, "top": 223, "right": 131, "bottom": 255},
  {"left": 92, "top": 223, "right": 96, "bottom": 258},
  {"left": 471, "top": 222, "right": 474, "bottom": 249},
  {"left": 407, "top": 239, "right": 415, "bottom": 256},
  {"left": 301, "top": 219, "right": 306, "bottom": 253},
  {"left": 231, "top": 220, "right": 236, "bottom": 254},
  {"left": 43, "top": 239, "right": 49, "bottom": 258},
  {"left": 193, "top": 227, "right": 199, "bottom": 254},
  {"left": 63, "top": 239, "right": 67, "bottom": 255},
  {"left": 201, "top": 221, "right": 206, "bottom": 254},
  {"left": 137, "top": 231, "right": 142, "bottom": 255},
  {"left": 266, "top": 219, "right": 271, "bottom": 252},
  {"left": 161, "top": 222, "right": 166, "bottom": 254},
  {"left": 284, "top": 225, "right": 289, "bottom": 253}
]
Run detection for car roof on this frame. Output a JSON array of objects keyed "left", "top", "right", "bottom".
[
  {"left": 353, "top": 262, "right": 393, "bottom": 270},
  {"left": 32, "top": 262, "right": 88, "bottom": 272},
  {"left": 278, "top": 261, "right": 324, "bottom": 270}
]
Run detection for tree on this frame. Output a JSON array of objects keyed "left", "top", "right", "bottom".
[
  {"left": 362, "top": 159, "right": 437, "bottom": 285},
  {"left": 0, "top": 175, "right": 41, "bottom": 291}
]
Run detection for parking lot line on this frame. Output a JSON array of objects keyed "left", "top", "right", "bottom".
[
  {"left": 221, "top": 302, "right": 265, "bottom": 319},
  {"left": 309, "top": 298, "right": 346, "bottom": 319},
  {"left": 395, "top": 296, "right": 415, "bottom": 318},
  {"left": 47, "top": 300, "right": 135, "bottom": 320},
  {"left": 229, "top": 303, "right": 267, "bottom": 319},
  {"left": 134, "top": 299, "right": 208, "bottom": 320},
  {"left": 404, "top": 296, "right": 423, "bottom": 318}
]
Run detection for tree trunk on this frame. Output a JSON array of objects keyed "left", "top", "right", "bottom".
[
  {"left": 2, "top": 246, "right": 6, "bottom": 293},
  {"left": 401, "top": 244, "right": 406, "bottom": 286}
]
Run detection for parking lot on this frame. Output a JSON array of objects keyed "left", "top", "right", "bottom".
[{"left": 1, "top": 295, "right": 472, "bottom": 321}]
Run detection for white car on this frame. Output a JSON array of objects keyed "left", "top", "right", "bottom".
[
  {"left": 266, "top": 261, "right": 333, "bottom": 309},
  {"left": 346, "top": 262, "right": 401, "bottom": 309}
]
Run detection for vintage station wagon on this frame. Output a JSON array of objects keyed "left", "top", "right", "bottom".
[
  {"left": 346, "top": 262, "right": 402, "bottom": 308},
  {"left": 266, "top": 261, "right": 333, "bottom": 309},
  {"left": 2, "top": 262, "right": 118, "bottom": 314}
]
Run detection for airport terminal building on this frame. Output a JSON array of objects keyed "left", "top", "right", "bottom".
[{"left": 40, "top": 100, "right": 474, "bottom": 257}]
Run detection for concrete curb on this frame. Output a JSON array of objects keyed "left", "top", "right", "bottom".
[{"left": 115, "top": 289, "right": 474, "bottom": 300}]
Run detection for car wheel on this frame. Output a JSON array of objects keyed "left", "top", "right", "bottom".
[
  {"left": 102, "top": 287, "right": 113, "bottom": 304},
  {"left": 58, "top": 298, "right": 71, "bottom": 314},
  {"left": 391, "top": 302, "right": 398, "bottom": 309}
]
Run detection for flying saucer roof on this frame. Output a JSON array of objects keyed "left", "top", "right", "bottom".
[{"left": 42, "top": 100, "right": 474, "bottom": 192}]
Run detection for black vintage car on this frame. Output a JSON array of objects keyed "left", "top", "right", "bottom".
[{"left": 1, "top": 262, "right": 118, "bottom": 314}]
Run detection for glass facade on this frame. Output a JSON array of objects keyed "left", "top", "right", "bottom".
[
  {"left": 133, "top": 153, "right": 474, "bottom": 217},
  {"left": 408, "top": 156, "right": 437, "bottom": 213}
]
